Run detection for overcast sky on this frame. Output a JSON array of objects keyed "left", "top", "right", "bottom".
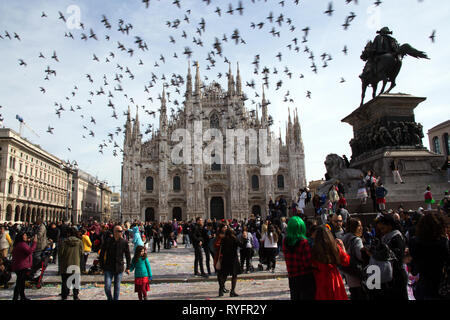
[{"left": 0, "top": 0, "right": 448, "bottom": 191}]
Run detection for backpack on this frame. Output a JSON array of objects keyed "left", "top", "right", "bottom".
[
  {"left": 361, "top": 239, "right": 396, "bottom": 287},
  {"left": 340, "top": 236, "right": 364, "bottom": 278}
]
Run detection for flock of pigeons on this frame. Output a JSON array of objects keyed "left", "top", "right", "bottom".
[{"left": 1, "top": 0, "right": 436, "bottom": 159}]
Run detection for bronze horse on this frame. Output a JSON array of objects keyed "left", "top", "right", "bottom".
[{"left": 359, "top": 41, "right": 429, "bottom": 106}]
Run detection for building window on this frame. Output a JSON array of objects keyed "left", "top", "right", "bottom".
[
  {"left": 433, "top": 136, "right": 441, "bottom": 154},
  {"left": 210, "top": 113, "right": 220, "bottom": 129},
  {"left": 146, "top": 176, "right": 154, "bottom": 191},
  {"left": 277, "top": 175, "right": 285, "bottom": 189},
  {"left": 8, "top": 177, "right": 14, "bottom": 194},
  {"left": 444, "top": 133, "right": 450, "bottom": 156},
  {"left": 173, "top": 176, "right": 181, "bottom": 192},
  {"left": 211, "top": 153, "right": 221, "bottom": 171},
  {"left": 251, "top": 175, "right": 259, "bottom": 190}
]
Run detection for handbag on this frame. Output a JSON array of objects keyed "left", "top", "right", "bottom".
[{"left": 215, "top": 244, "right": 222, "bottom": 271}]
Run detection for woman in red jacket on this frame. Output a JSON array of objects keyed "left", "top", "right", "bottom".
[
  {"left": 11, "top": 232, "right": 37, "bottom": 300},
  {"left": 311, "top": 226, "right": 350, "bottom": 300}
]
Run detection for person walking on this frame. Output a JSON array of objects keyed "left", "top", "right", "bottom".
[
  {"left": 182, "top": 221, "right": 192, "bottom": 248},
  {"left": 328, "top": 185, "right": 340, "bottom": 213},
  {"left": 202, "top": 223, "right": 214, "bottom": 275},
  {"left": 341, "top": 218, "right": 368, "bottom": 300},
  {"left": 0, "top": 226, "right": 12, "bottom": 259},
  {"left": 239, "top": 230, "right": 254, "bottom": 273},
  {"left": 261, "top": 225, "right": 279, "bottom": 273},
  {"left": 366, "top": 171, "right": 378, "bottom": 212},
  {"left": 376, "top": 215, "right": 408, "bottom": 300},
  {"left": 130, "top": 245, "right": 152, "bottom": 300},
  {"left": 375, "top": 182, "right": 388, "bottom": 212},
  {"left": 424, "top": 185, "right": 435, "bottom": 211},
  {"left": 282, "top": 216, "right": 315, "bottom": 300},
  {"left": 356, "top": 174, "right": 368, "bottom": 205},
  {"left": 47, "top": 223, "right": 60, "bottom": 264},
  {"left": 99, "top": 225, "right": 131, "bottom": 301},
  {"left": 311, "top": 225, "right": 350, "bottom": 300},
  {"left": 390, "top": 159, "right": 405, "bottom": 184},
  {"left": 11, "top": 232, "right": 37, "bottom": 300},
  {"left": 217, "top": 229, "right": 242, "bottom": 297},
  {"left": 191, "top": 217, "right": 208, "bottom": 278},
  {"left": 59, "top": 227, "right": 83, "bottom": 300},
  {"left": 409, "top": 213, "right": 449, "bottom": 300},
  {"left": 81, "top": 228, "right": 92, "bottom": 274},
  {"left": 163, "top": 222, "right": 173, "bottom": 249},
  {"left": 33, "top": 217, "right": 48, "bottom": 271},
  {"left": 214, "top": 226, "right": 230, "bottom": 294},
  {"left": 297, "top": 189, "right": 307, "bottom": 213},
  {"left": 129, "top": 225, "right": 144, "bottom": 253},
  {"left": 151, "top": 223, "right": 162, "bottom": 253}
]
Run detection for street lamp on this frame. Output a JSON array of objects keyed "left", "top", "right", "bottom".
[{"left": 60, "top": 160, "right": 78, "bottom": 224}]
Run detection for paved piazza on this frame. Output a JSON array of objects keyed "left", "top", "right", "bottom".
[{"left": 0, "top": 238, "right": 292, "bottom": 300}]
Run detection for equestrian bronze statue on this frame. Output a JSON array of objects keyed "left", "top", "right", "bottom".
[{"left": 359, "top": 27, "right": 429, "bottom": 106}]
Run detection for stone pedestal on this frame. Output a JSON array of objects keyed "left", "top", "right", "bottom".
[{"left": 341, "top": 94, "right": 448, "bottom": 209}]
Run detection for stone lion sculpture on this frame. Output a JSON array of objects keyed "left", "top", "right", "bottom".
[{"left": 317, "top": 154, "right": 364, "bottom": 195}]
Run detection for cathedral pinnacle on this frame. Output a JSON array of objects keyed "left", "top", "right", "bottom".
[
  {"left": 236, "top": 62, "right": 242, "bottom": 96},
  {"left": 186, "top": 60, "right": 192, "bottom": 98}
]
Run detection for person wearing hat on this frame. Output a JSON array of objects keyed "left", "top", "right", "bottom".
[{"left": 372, "top": 27, "right": 400, "bottom": 58}]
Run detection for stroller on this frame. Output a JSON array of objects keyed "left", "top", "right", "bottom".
[
  {"left": 26, "top": 245, "right": 52, "bottom": 289},
  {"left": 88, "top": 258, "right": 102, "bottom": 275},
  {"left": 0, "top": 257, "right": 12, "bottom": 289}
]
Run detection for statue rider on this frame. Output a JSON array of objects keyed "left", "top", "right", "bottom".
[
  {"left": 361, "top": 27, "right": 400, "bottom": 79},
  {"left": 372, "top": 27, "right": 400, "bottom": 57}
]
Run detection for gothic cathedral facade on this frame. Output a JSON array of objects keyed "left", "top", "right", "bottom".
[{"left": 121, "top": 64, "right": 306, "bottom": 222}]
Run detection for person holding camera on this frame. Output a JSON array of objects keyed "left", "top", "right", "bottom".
[{"left": 11, "top": 232, "right": 37, "bottom": 300}]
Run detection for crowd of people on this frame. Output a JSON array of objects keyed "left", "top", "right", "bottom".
[{"left": 0, "top": 188, "right": 449, "bottom": 300}]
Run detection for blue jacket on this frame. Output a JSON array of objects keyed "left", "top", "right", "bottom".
[
  {"left": 375, "top": 186, "right": 388, "bottom": 199},
  {"left": 130, "top": 257, "right": 152, "bottom": 279},
  {"left": 129, "top": 226, "right": 144, "bottom": 251}
]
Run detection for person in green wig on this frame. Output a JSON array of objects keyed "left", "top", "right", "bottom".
[{"left": 282, "top": 216, "right": 316, "bottom": 300}]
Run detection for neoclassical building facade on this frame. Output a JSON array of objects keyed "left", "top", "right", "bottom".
[
  {"left": 121, "top": 64, "right": 306, "bottom": 222},
  {"left": 0, "top": 128, "right": 72, "bottom": 223}
]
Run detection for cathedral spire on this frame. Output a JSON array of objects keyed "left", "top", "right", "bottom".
[
  {"left": 261, "top": 85, "right": 268, "bottom": 127},
  {"left": 186, "top": 60, "right": 192, "bottom": 99},
  {"left": 227, "top": 62, "right": 235, "bottom": 97},
  {"left": 255, "top": 104, "right": 260, "bottom": 127},
  {"left": 124, "top": 105, "right": 132, "bottom": 146},
  {"left": 160, "top": 88, "right": 167, "bottom": 135},
  {"left": 194, "top": 61, "right": 201, "bottom": 98},
  {"left": 236, "top": 62, "right": 242, "bottom": 96},
  {"left": 133, "top": 105, "right": 140, "bottom": 139},
  {"left": 161, "top": 87, "right": 167, "bottom": 110}
]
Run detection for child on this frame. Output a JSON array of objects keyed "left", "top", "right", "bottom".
[
  {"left": 130, "top": 246, "right": 152, "bottom": 300},
  {"left": 424, "top": 185, "right": 435, "bottom": 211},
  {"left": 375, "top": 182, "right": 388, "bottom": 212}
]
